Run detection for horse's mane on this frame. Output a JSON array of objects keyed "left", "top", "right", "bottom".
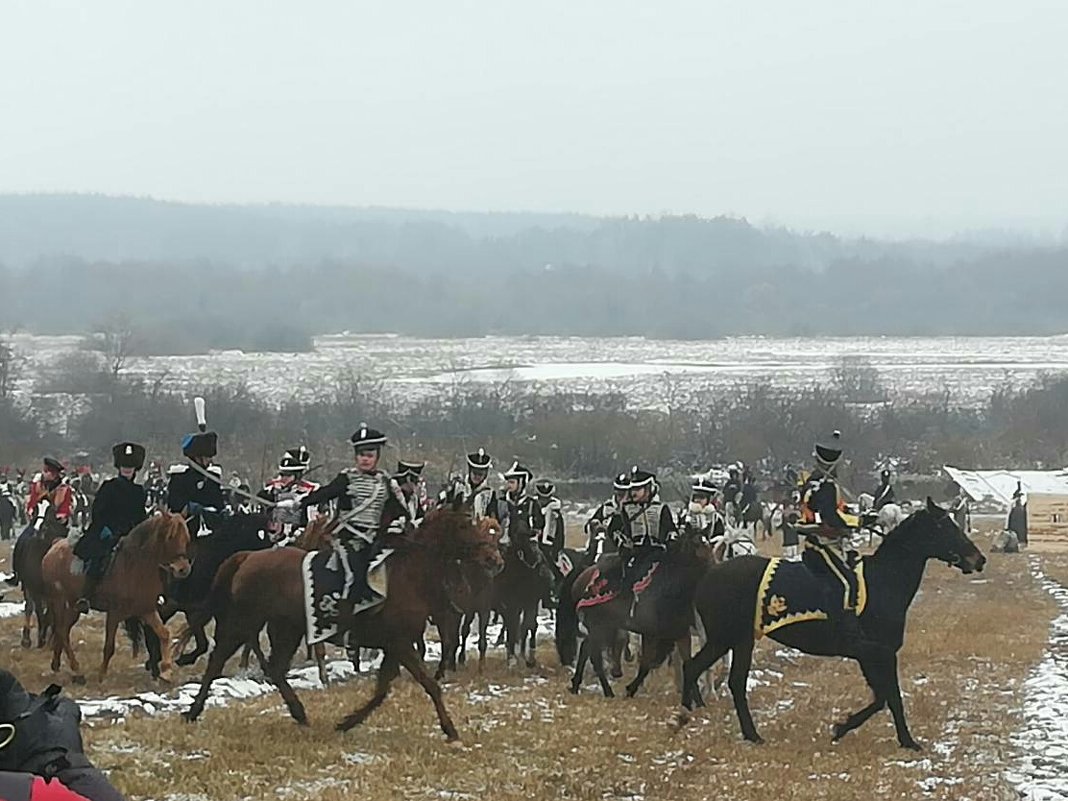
[
  {"left": 413, "top": 507, "right": 490, "bottom": 551},
  {"left": 872, "top": 506, "right": 935, "bottom": 554},
  {"left": 124, "top": 512, "right": 187, "bottom": 551}
]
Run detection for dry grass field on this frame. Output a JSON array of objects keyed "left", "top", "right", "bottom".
[{"left": 0, "top": 533, "right": 1059, "bottom": 801}]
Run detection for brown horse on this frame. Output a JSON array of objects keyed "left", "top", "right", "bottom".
[
  {"left": 11, "top": 496, "right": 67, "bottom": 649},
  {"left": 41, "top": 512, "right": 192, "bottom": 684},
  {"left": 169, "top": 515, "right": 335, "bottom": 682},
  {"left": 182, "top": 505, "right": 503, "bottom": 740}
]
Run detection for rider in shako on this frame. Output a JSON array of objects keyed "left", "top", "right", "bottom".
[
  {"left": 607, "top": 466, "right": 677, "bottom": 595},
  {"left": 454, "top": 448, "right": 499, "bottom": 521},
  {"left": 6, "top": 458, "right": 73, "bottom": 587},
  {"left": 873, "top": 469, "right": 895, "bottom": 511},
  {"left": 681, "top": 476, "right": 726, "bottom": 540},
  {"left": 722, "top": 465, "right": 742, "bottom": 524},
  {"left": 583, "top": 472, "right": 629, "bottom": 560},
  {"left": 533, "top": 478, "right": 565, "bottom": 583},
  {"left": 394, "top": 460, "right": 428, "bottom": 525},
  {"left": 799, "top": 430, "right": 871, "bottom": 654},
  {"left": 73, "top": 442, "right": 148, "bottom": 613},
  {"left": 166, "top": 398, "right": 227, "bottom": 536},
  {"left": 290, "top": 425, "right": 409, "bottom": 616},
  {"left": 258, "top": 446, "right": 319, "bottom": 542}
]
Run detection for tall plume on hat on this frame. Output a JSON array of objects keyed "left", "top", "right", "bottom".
[{"left": 194, "top": 396, "right": 207, "bottom": 432}]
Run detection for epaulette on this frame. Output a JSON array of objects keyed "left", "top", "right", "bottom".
[{"left": 167, "top": 464, "right": 188, "bottom": 475}]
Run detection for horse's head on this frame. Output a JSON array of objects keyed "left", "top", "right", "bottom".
[
  {"left": 890, "top": 497, "right": 986, "bottom": 574},
  {"left": 158, "top": 512, "right": 193, "bottom": 579},
  {"left": 675, "top": 523, "right": 715, "bottom": 563},
  {"left": 423, "top": 509, "right": 505, "bottom": 580}
]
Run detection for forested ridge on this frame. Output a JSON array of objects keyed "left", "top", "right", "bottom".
[{"left": 1, "top": 194, "right": 1065, "bottom": 350}]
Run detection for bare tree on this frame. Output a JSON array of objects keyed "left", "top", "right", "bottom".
[{"left": 95, "top": 314, "right": 140, "bottom": 380}]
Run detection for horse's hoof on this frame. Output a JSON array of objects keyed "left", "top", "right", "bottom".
[
  {"left": 158, "top": 670, "right": 174, "bottom": 685},
  {"left": 832, "top": 723, "right": 847, "bottom": 741},
  {"left": 181, "top": 709, "right": 199, "bottom": 723},
  {"left": 900, "top": 739, "right": 923, "bottom": 752},
  {"left": 525, "top": 657, "right": 537, "bottom": 669},
  {"left": 175, "top": 654, "right": 196, "bottom": 667},
  {"left": 610, "top": 666, "right": 623, "bottom": 679},
  {"left": 569, "top": 685, "right": 580, "bottom": 695},
  {"left": 745, "top": 735, "right": 765, "bottom": 746},
  {"left": 336, "top": 716, "right": 358, "bottom": 732},
  {"left": 673, "top": 708, "right": 691, "bottom": 729},
  {"left": 71, "top": 674, "right": 86, "bottom": 686}
]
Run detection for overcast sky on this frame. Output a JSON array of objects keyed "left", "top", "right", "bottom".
[{"left": 1, "top": 1, "right": 1065, "bottom": 238}]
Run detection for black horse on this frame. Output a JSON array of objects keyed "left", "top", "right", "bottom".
[
  {"left": 141, "top": 512, "right": 272, "bottom": 675},
  {"left": 680, "top": 497, "right": 986, "bottom": 750},
  {"left": 559, "top": 526, "right": 712, "bottom": 698}
]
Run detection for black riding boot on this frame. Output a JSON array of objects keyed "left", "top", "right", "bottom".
[{"left": 76, "top": 569, "right": 100, "bottom": 614}]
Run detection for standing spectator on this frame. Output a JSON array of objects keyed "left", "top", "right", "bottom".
[{"left": 1007, "top": 483, "right": 1028, "bottom": 549}]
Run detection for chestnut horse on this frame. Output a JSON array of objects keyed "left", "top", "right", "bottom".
[
  {"left": 183, "top": 504, "right": 503, "bottom": 740},
  {"left": 41, "top": 512, "right": 192, "bottom": 684}
]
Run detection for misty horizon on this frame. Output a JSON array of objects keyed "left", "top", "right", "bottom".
[{"left": 3, "top": 2, "right": 1067, "bottom": 240}]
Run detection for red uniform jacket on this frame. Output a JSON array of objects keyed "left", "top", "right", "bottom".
[
  {"left": 26, "top": 482, "right": 73, "bottom": 522},
  {"left": 0, "top": 773, "right": 92, "bottom": 801}
]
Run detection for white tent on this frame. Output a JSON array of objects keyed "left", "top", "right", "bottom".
[{"left": 943, "top": 465, "right": 1068, "bottom": 506}]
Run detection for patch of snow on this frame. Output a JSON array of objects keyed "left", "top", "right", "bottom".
[
  {"left": 1008, "top": 558, "right": 1068, "bottom": 801},
  {"left": 77, "top": 656, "right": 380, "bottom": 722}
]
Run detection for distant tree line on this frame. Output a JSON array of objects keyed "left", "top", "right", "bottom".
[
  {"left": 2, "top": 346, "right": 1066, "bottom": 494},
  {"left": 1, "top": 195, "right": 1067, "bottom": 350}
]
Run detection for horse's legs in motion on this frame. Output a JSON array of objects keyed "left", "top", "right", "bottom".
[
  {"left": 143, "top": 609, "right": 175, "bottom": 683},
  {"left": 477, "top": 608, "right": 490, "bottom": 671},
  {"left": 336, "top": 652, "right": 400, "bottom": 731},
  {"left": 52, "top": 602, "right": 85, "bottom": 684},
  {"left": 458, "top": 612, "right": 473, "bottom": 667},
  {"left": 607, "top": 630, "right": 625, "bottom": 679},
  {"left": 681, "top": 638, "right": 731, "bottom": 711},
  {"left": 587, "top": 626, "right": 615, "bottom": 698},
  {"left": 36, "top": 597, "right": 51, "bottom": 649},
  {"left": 522, "top": 602, "right": 538, "bottom": 668},
  {"left": 502, "top": 606, "right": 520, "bottom": 667},
  {"left": 625, "top": 636, "right": 674, "bottom": 698},
  {"left": 98, "top": 612, "right": 121, "bottom": 682},
  {"left": 569, "top": 636, "right": 591, "bottom": 694},
  {"left": 394, "top": 643, "right": 461, "bottom": 741},
  {"left": 876, "top": 652, "right": 920, "bottom": 750},
  {"left": 183, "top": 619, "right": 250, "bottom": 722},
  {"left": 265, "top": 622, "right": 308, "bottom": 725},
  {"left": 833, "top": 659, "right": 886, "bottom": 741},
  {"left": 727, "top": 639, "right": 762, "bottom": 744},
  {"left": 21, "top": 595, "right": 33, "bottom": 649},
  {"left": 311, "top": 645, "right": 326, "bottom": 687}
]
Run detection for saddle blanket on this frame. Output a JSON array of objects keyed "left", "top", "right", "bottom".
[
  {"left": 754, "top": 557, "right": 867, "bottom": 638},
  {"left": 576, "top": 558, "right": 659, "bottom": 610},
  {"left": 302, "top": 542, "right": 392, "bottom": 645}
]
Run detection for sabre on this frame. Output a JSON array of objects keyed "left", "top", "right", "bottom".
[{"left": 183, "top": 457, "right": 280, "bottom": 508}]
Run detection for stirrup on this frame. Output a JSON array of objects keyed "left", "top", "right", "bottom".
[{"left": 74, "top": 597, "right": 91, "bottom": 613}]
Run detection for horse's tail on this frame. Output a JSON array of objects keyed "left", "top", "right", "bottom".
[
  {"left": 554, "top": 567, "right": 582, "bottom": 667},
  {"left": 207, "top": 551, "right": 250, "bottom": 624}
]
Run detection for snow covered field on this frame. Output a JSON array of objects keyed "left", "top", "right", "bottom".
[{"left": 11, "top": 333, "right": 1068, "bottom": 409}]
